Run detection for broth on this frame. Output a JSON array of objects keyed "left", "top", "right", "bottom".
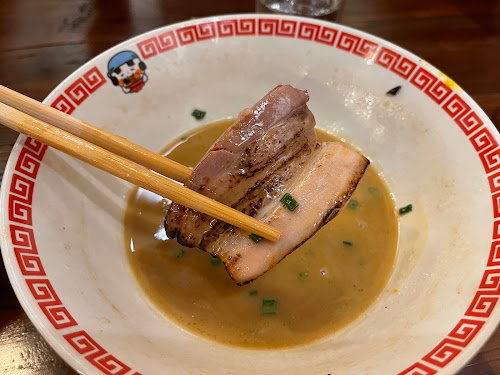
[{"left": 124, "top": 119, "right": 398, "bottom": 348}]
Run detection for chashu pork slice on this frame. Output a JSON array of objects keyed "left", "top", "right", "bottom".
[
  {"left": 166, "top": 84, "right": 317, "bottom": 248},
  {"left": 210, "top": 142, "right": 369, "bottom": 284},
  {"left": 165, "top": 84, "right": 369, "bottom": 284}
]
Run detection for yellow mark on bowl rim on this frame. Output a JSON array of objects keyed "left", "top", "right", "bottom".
[{"left": 438, "top": 71, "right": 463, "bottom": 92}]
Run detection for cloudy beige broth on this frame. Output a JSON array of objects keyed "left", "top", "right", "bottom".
[{"left": 125, "top": 119, "right": 398, "bottom": 348}]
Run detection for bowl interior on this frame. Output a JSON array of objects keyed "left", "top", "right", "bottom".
[{"left": 1, "top": 15, "right": 498, "bottom": 375}]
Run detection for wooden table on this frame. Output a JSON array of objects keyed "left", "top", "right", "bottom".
[{"left": 0, "top": 0, "right": 499, "bottom": 373}]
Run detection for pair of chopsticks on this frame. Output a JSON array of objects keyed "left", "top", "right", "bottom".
[{"left": 0, "top": 85, "right": 281, "bottom": 242}]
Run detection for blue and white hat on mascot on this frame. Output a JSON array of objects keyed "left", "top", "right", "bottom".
[{"left": 107, "top": 51, "right": 139, "bottom": 77}]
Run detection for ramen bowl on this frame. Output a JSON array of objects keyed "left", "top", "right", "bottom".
[{"left": 1, "top": 14, "right": 498, "bottom": 375}]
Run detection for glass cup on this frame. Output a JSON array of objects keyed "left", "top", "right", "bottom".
[{"left": 255, "top": 0, "right": 345, "bottom": 22}]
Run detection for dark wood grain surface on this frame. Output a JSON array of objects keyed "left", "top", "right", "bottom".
[{"left": 0, "top": 0, "right": 499, "bottom": 374}]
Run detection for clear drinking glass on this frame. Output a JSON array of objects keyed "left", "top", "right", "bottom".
[{"left": 255, "top": 0, "right": 345, "bottom": 22}]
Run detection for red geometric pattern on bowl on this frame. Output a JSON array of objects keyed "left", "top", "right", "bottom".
[
  {"left": 138, "top": 19, "right": 261, "bottom": 59},
  {"left": 489, "top": 172, "right": 500, "bottom": 196},
  {"left": 422, "top": 319, "right": 485, "bottom": 367},
  {"left": 297, "top": 22, "right": 338, "bottom": 46},
  {"left": 217, "top": 18, "right": 256, "bottom": 37},
  {"left": 176, "top": 22, "right": 217, "bottom": 45},
  {"left": 492, "top": 192, "right": 500, "bottom": 219},
  {"left": 409, "top": 67, "right": 437, "bottom": 91},
  {"left": 50, "top": 67, "right": 105, "bottom": 114},
  {"left": 4, "top": 16, "right": 497, "bottom": 374},
  {"left": 64, "top": 68, "right": 106, "bottom": 105},
  {"left": 464, "top": 268, "right": 500, "bottom": 318},
  {"left": 10, "top": 224, "right": 45, "bottom": 276},
  {"left": 455, "top": 107, "right": 484, "bottom": 136},
  {"left": 137, "top": 30, "right": 178, "bottom": 59},
  {"left": 375, "top": 47, "right": 417, "bottom": 79},
  {"left": 443, "top": 93, "right": 473, "bottom": 133},
  {"left": 336, "top": 31, "right": 378, "bottom": 59},
  {"left": 364, "top": 23, "right": 497, "bottom": 374},
  {"left": 488, "top": 240, "right": 500, "bottom": 266},
  {"left": 494, "top": 220, "right": 500, "bottom": 239},
  {"left": 7, "top": 74, "right": 140, "bottom": 373},
  {"left": 470, "top": 126, "right": 500, "bottom": 172},
  {"left": 425, "top": 80, "right": 452, "bottom": 105},
  {"left": 14, "top": 147, "right": 45, "bottom": 179},
  {"left": 64, "top": 331, "right": 139, "bottom": 375},
  {"left": 8, "top": 173, "right": 34, "bottom": 225},
  {"left": 397, "top": 362, "right": 437, "bottom": 375},
  {"left": 480, "top": 147, "right": 500, "bottom": 175},
  {"left": 26, "top": 278, "right": 78, "bottom": 329},
  {"left": 258, "top": 18, "right": 297, "bottom": 37}
]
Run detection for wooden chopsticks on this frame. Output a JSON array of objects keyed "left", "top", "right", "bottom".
[
  {"left": 0, "top": 86, "right": 281, "bottom": 242},
  {"left": 0, "top": 85, "right": 192, "bottom": 183}
]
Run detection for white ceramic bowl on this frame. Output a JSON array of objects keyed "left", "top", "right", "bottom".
[{"left": 1, "top": 14, "right": 498, "bottom": 375}]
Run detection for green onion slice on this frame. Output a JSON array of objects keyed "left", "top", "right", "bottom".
[
  {"left": 348, "top": 199, "right": 359, "bottom": 209},
  {"left": 280, "top": 193, "right": 298, "bottom": 211},
  {"left": 249, "top": 233, "right": 263, "bottom": 243},
  {"left": 210, "top": 256, "right": 222, "bottom": 266},
  {"left": 368, "top": 187, "right": 380, "bottom": 196},
  {"left": 191, "top": 109, "right": 206, "bottom": 120},
  {"left": 262, "top": 298, "right": 278, "bottom": 316}
]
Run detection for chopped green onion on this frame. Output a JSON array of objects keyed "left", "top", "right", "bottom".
[
  {"left": 180, "top": 136, "right": 187, "bottom": 141},
  {"left": 348, "top": 199, "right": 359, "bottom": 209},
  {"left": 249, "top": 233, "right": 263, "bottom": 243},
  {"left": 386, "top": 86, "right": 401, "bottom": 96},
  {"left": 280, "top": 193, "right": 299, "bottom": 211},
  {"left": 399, "top": 204, "right": 413, "bottom": 215},
  {"left": 368, "top": 187, "right": 380, "bottom": 196},
  {"left": 191, "top": 109, "right": 206, "bottom": 120},
  {"left": 342, "top": 240, "right": 353, "bottom": 246},
  {"left": 174, "top": 249, "right": 185, "bottom": 258},
  {"left": 249, "top": 290, "right": 258, "bottom": 296},
  {"left": 299, "top": 271, "right": 309, "bottom": 278},
  {"left": 262, "top": 298, "right": 278, "bottom": 316},
  {"left": 210, "top": 256, "right": 222, "bottom": 266}
]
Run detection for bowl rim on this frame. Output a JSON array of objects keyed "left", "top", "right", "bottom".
[{"left": 1, "top": 13, "right": 498, "bottom": 375}]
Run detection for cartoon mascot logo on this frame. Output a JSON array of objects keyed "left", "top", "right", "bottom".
[{"left": 107, "top": 50, "right": 148, "bottom": 94}]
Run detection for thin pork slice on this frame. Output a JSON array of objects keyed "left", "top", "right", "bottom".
[{"left": 165, "top": 84, "right": 369, "bottom": 284}]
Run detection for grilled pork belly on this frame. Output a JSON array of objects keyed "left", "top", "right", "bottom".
[{"left": 165, "top": 85, "right": 369, "bottom": 284}]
